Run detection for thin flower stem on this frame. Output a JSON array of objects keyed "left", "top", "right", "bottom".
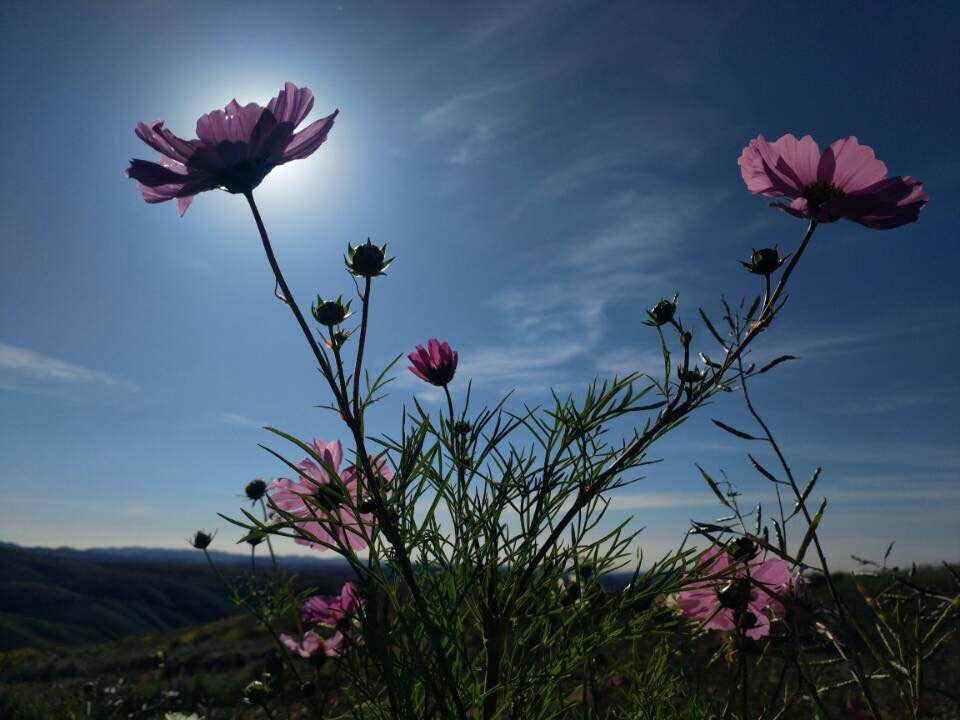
[
  {"left": 504, "top": 221, "right": 819, "bottom": 617},
  {"left": 259, "top": 498, "right": 278, "bottom": 572},
  {"left": 243, "top": 192, "right": 467, "bottom": 720},
  {"left": 243, "top": 191, "right": 347, "bottom": 411},
  {"left": 327, "top": 324, "right": 353, "bottom": 422},
  {"left": 201, "top": 548, "right": 305, "bottom": 686},
  {"left": 352, "top": 276, "right": 371, "bottom": 421},
  {"left": 736, "top": 356, "right": 883, "bottom": 720},
  {"left": 443, "top": 383, "right": 466, "bottom": 496}
]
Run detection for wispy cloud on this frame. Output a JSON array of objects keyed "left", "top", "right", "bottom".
[
  {"left": 219, "top": 411, "right": 258, "bottom": 427},
  {"left": 0, "top": 343, "right": 138, "bottom": 392},
  {"left": 420, "top": 71, "right": 548, "bottom": 166},
  {"left": 465, "top": 189, "right": 706, "bottom": 392},
  {"left": 465, "top": 0, "right": 547, "bottom": 47}
]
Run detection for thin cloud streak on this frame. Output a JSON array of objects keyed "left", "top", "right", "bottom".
[{"left": 0, "top": 343, "right": 138, "bottom": 391}]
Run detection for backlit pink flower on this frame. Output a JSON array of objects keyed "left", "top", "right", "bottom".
[
  {"left": 675, "top": 545, "right": 804, "bottom": 640},
  {"left": 267, "top": 439, "right": 392, "bottom": 552},
  {"left": 280, "top": 629, "right": 345, "bottom": 659},
  {"left": 302, "top": 581, "right": 363, "bottom": 627},
  {"left": 408, "top": 339, "right": 458, "bottom": 387},
  {"left": 126, "top": 82, "right": 337, "bottom": 216},
  {"left": 739, "top": 134, "right": 927, "bottom": 229}
]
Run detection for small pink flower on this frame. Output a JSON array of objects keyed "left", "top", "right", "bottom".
[
  {"left": 675, "top": 545, "right": 804, "bottom": 640},
  {"left": 302, "top": 581, "right": 363, "bottom": 627},
  {"left": 739, "top": 134, "right": 927, "bottom": 229},
  {"left": 280, "top": 629, "right": 345, "bottom": 659},
  {"left": 408, "top": 339, "right": 458, "bottom": 387},
  {"left": 609, "top": 674, "right": 625, "bottom": 688},
  {"left": 268, "top": 439, "right": 392, "bottom": 551}
]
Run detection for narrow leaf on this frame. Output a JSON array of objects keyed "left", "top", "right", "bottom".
[
  {"left": 796, "top": 498, "right": 827, "bottom": 564},
  {"left": 711, "top": 419, "right": 758, "bottom": 441},
  {"left": 757, "top": 355, "right": 798, "bottom": 374},
  {"left": 696, "top": 464, "right": 730, "bottom": 508}
]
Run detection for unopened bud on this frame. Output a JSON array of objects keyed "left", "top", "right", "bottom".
[
  {"left": 189, "top": 530, "right": 213, "bottom": 550},
  {"left": 345, "top": 238, "right": 393, "bottom": 278},
  {"left": 245, "top": 478, "right": 267, "bottom": 501},
  {"left": 243, "top": 679, "right": 271, "bottom": 705},
  {"left": 646, "top": 294, "right": 679, "bottom": 327},
  {"left": 741, "top": 247, "right": 787, "bottom": 276},
  {"left": 312, "top": 295, "right": 352, "bottom": 326},
  {"left": 728, "top": 537, "right": 758, "bottom": 562}
]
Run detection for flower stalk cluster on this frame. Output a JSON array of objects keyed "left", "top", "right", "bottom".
[{"left": 126, "top": 91, "right": 943, "bottom": 720}]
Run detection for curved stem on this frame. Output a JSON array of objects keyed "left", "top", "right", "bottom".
[
  {"left": 353, "top": 277, "right": 371, "bottom": 421},
  {"left": 243, "top": 192, "right": 467, "bottom": 720},
  {"left": 504, "top": 220, "right": 819, "bottom": 618},
  {"left": 243, "top": 191, "right": 347, "bottom": 410},
  {"left": 736, "top": 355, "right": 883, "bottom": 719},
  {"left": 259, "top": 499, "right": 278, "bottom": 572}
]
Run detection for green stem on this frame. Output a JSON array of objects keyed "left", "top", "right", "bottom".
[
  {"left": 244, "top": 191, "right": 467, "bottom": 720},
  {"left": 504, "top": 221, "right": 820, "bottom": 618}
]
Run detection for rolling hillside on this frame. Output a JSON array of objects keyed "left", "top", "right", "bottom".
[{"left": 0, "top": 543, "right": 349, "bottom": 651}]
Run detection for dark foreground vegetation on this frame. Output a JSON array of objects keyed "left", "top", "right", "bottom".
[{"left": 2, "top": 562, "right": 958, "bottom": 719}]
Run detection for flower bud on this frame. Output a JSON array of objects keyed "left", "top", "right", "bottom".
[
  {"left": 325, "top": 329, "right": 352, "bottom": 349},
  {"left": 245, "top": 478, "right": 267, "bottom": 501},
  {"left": 646, "top": 294, "right": 679, "bottom": 327},
  {"left": 728, "top": 537, "right": 758, "bottom": 562},
  {"left": 243, "top": 679, "right": 271, "bottom": 705},
  {"left": 741, "top": 247, "right": 787, "bottom": 276},
  {"left": 345, "top": 238, "right": 392, "bottom": 278},
  {"left": 677, "top": 366, "right": 706, "bottom": 384},
  {"left": 453, "top": 420, "right": 472, "bottom": 436},
  {"left": 716, "top": 578, "right": 751, "bottom": 610},
  {"left": 312, "top": 295, "right": 352, "bottom": 326},
  {"left": 189, "top": 530, "right": 213, "bottom": 550}
]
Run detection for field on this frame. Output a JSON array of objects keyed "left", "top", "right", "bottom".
[{"left": 2, "top": 545, "right": 958, "bottom": 719}]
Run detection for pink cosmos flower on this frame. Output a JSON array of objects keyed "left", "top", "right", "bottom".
[
  {"left": 408, "top": 339, "right": 459, "bottom": 387},
  {"left": 267, "top": 439, "right": 392, "bottom": 551},
  {"left": 280, "top": 629, "right": 345, "bottom": 659},
  {"left": 675, "top": 545, "right": 804, "bottom": 640},
  {"left": 739, "top": 134, "right": 927, "bottom": 229},
  {"left": 126, "top": 82, "right": 337, "bottom": 216},
  {"left": 302, "top": 581, "right": 362, "bottom": 627}
]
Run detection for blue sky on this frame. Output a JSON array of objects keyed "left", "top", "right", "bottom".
[{"left": 1, "top": 1, "right": 958, "bottom": 569}]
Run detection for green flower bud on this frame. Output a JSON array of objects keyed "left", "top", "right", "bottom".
[
  {"left": 716, "top": 578, "right": 751, "bottom": 610},
  {"left": 646, "top": 293, "right": 679, "bottom": 327},
  {"left": 345, "top": 238, "right": 393, "bottom": 278},
  {"left": 189, "top": 530, "right": 213, "bottom": 550},
  {"left": 678, "top": 366, "right": 706, "bottom": 384},
  {"left": 245, "top": 478, "right": 267, "bottom": 501},
  {"left": 728, "top": 537, "right": 758, "bottom": 562},
  {"left": 311, "top": 295, "right": 352, "bottom": 326},
  {"left": 741, "top": 247, "right": 787, "bottom": 276},
  {"left": 243, "top": 679, "right": 271, "bottom": 705}
]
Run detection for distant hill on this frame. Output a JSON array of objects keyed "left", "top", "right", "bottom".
[{"left": 0, "top": 543, "right": 350, "bottom": 651}]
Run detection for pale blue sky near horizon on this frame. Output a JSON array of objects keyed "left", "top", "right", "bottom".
[{"left": 1, "top": 1, "right": 958, "bottom": 570}]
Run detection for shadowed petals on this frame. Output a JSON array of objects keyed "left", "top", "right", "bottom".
[
  {"left": 282, "top": 110, "right": 339, "bottom": 162},
  {"left": 267, "top": 82, "right": 315, "bottom": 126},
  {"left": 740, "top": 133, "right": 928, "bottom": 228},
  {"left": 820, "top": 136, "right": 888, "bottom": 192},
  {"left": 127, "top": 82, "right": 336, "bottom": 213}
]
